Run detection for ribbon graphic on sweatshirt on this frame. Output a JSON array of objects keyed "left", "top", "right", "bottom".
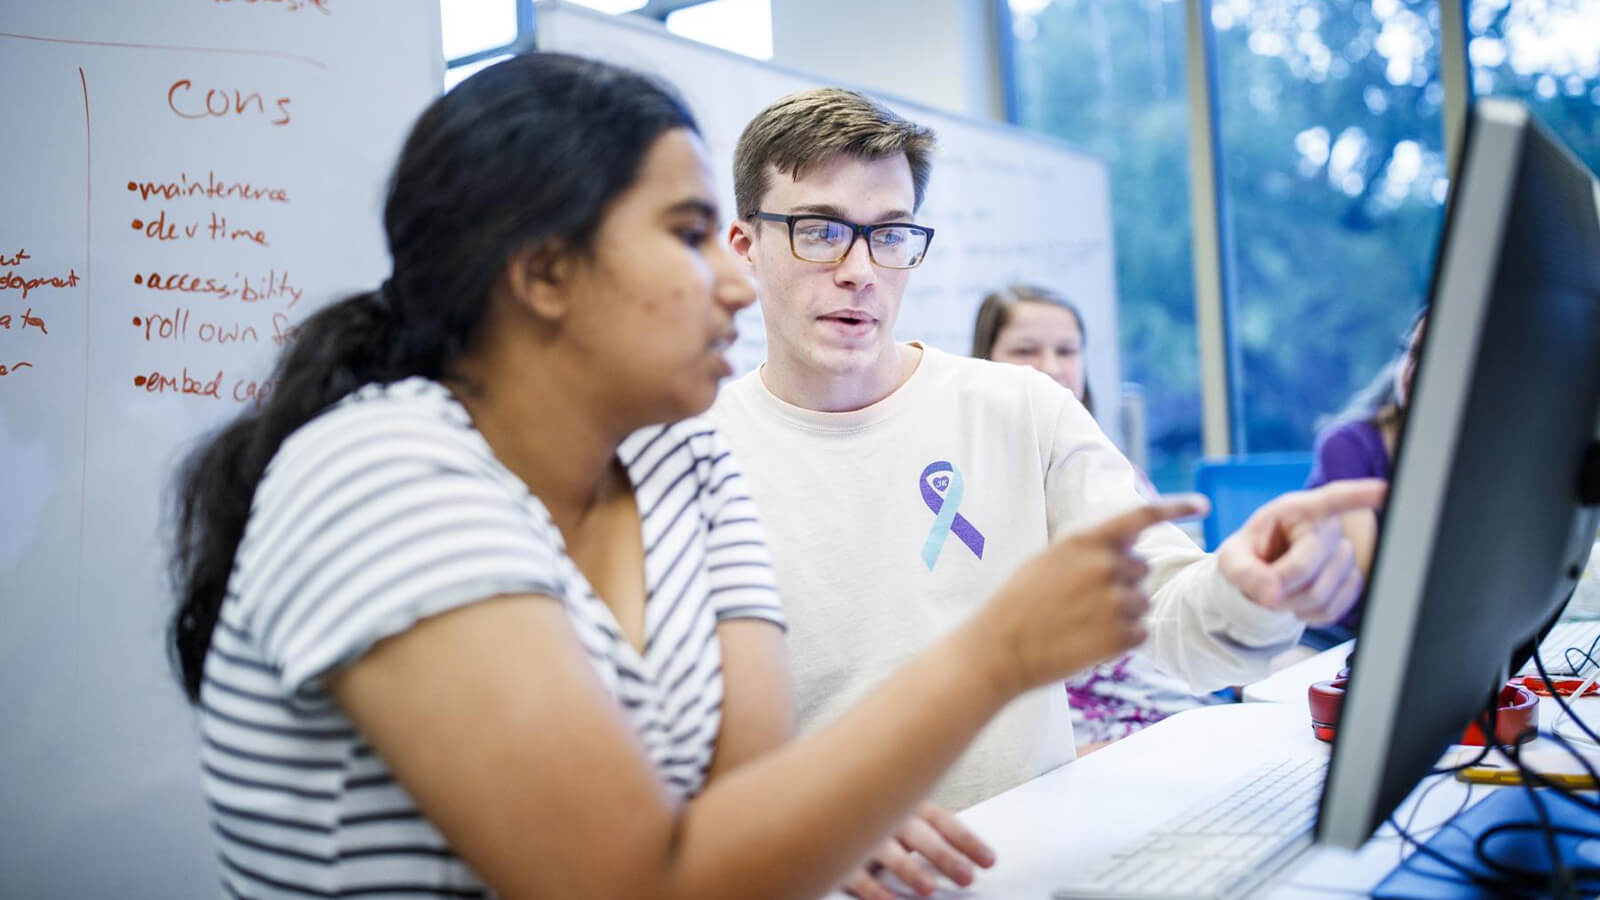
[{"left": 920, "top": 460, "right": 985, "bottom": 570}]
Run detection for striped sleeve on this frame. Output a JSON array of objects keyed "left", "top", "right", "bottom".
[
  {"left": 692, "top": 424, "right": 785, "bottom": 629},
  {"left": 234, "top": 401, "right": 567, "bottom": 694}
]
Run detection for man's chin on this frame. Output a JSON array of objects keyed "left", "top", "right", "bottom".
[{"left": 804, "top": 343, "right": 890, "bottom": 377}]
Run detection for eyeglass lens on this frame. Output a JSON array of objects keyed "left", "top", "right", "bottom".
[{"left": 791, "top": 217, "right": 928, "bottom": 268}]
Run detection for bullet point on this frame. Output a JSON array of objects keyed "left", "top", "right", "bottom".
[
  {"left": 134, "top": 375, "right": 147, "bottom": 387},
  {"left": 131, "top": 219, "right": 143, "bottom": 230},
  {"left": 127, "top": 181, "right": 137, "bottom": 191},
  {"left": 132, "top": 317, "right": 142, "bottom": 326},
  {"left": 133, "top": 274, "right": 143, "bottom": 285}
]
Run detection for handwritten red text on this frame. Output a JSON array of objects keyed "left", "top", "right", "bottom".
[{"left": 168, "top": 79, "right": 291, "bottom": 126}]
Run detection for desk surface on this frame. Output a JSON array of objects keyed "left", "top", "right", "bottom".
[
  {"left": 948, "top": 674, "right": 1599, "bottom": 898},
  {"left": 952, "top": 703, "right": 1345, "bottom": 899},
  {"left": 1242, "top": 640, "right": 1354, "bottom": 704}
]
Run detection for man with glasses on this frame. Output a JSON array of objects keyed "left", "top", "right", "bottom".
[{"left": 709, "top": 88, "right": 1381, "bottom": 898}]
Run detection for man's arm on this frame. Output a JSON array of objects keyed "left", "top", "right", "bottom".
[{"left": 1038, "top": 380, "right": 1381, "bottom": 690}]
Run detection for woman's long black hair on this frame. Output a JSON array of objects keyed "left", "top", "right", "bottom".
[{"left": 168, "top": 53, "right": 698, "bottom": 701}]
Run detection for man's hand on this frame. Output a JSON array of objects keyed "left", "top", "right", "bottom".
[
  {"left": 1217, "top": 479, "right": 1387, "bottom": 625},
  {"left": 840, "top": 803, "right": 995, "bottom": 899}
]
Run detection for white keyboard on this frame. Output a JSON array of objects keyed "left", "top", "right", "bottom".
[
  {"left": 1052, "top": 755, "right": 1326, "bottom": 900},
  {"left": 1520, "top": 619, "right": 1600, "bottom": 676}
]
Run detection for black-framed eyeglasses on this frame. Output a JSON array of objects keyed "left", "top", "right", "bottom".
[{"left": 752, "top": 211, "right": 934, "bottom": 269}]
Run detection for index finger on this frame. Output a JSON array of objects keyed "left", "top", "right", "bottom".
[
  {"left": 1088, "top": 493, "right": 1210, "bottom": 547},
  {"left": 1298, "top": 478, "right": 1388, "bottom": 519}
]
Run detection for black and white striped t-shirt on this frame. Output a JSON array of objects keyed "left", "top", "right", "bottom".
[{"left": 199, "top": 377, "right": 783, "bottom": 898}]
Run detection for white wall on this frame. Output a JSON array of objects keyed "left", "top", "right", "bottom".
[{"left": 769, "top": 0, "right": 1008, "bottom": 121}]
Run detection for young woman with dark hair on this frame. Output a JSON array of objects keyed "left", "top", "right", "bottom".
[{"left": 170, "top": 53, "right": 1197, "bottom": 899}]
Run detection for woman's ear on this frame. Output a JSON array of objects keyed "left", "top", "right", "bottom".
[{"left": 504, "top": 243, "right": 571, "bottom": 322}]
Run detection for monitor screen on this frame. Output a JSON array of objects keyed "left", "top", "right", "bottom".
[{"left": 1317, "top": 97, "right": 1600, "bottom": 848}]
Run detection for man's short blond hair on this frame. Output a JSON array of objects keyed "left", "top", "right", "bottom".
[{"left": 733, "top": 87, "right": 936, "bottom": 219}]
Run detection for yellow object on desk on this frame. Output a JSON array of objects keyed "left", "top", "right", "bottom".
[{"left": 1445, "top": 747, "right": 1600, "bottom": 789}]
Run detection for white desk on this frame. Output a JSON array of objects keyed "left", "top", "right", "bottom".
[
  {"left": 1242, "top": 640, "right": 1354, "bottom": 704},
  {"left": 943, "top": 674, "right": 1600, "bottom": 898},
  {"left": 949, "top": 704, "right": 1351, "bottom": 898}
]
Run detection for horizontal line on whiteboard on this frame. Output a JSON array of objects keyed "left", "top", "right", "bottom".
[{"left": 0, "top": 31, "right": 327, "bottom": 69}]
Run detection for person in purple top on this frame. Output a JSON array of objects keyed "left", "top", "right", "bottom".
[{"left": 1302, "top": 308, "right": 1427, "bottom": 642}]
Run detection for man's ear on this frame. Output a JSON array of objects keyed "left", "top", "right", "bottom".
[
  {"left": 728, "top": 219, "right": 758, "bottom": 272},
  {"left": 503, "top": 242, "right": 571, "bottom": 321}
]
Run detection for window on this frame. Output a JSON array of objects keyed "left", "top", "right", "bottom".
[
  {"left": 1008, "top": 0, "right": 1203, "bottom": 491},
  {"left": 1214, "top": 0, "right": 1443, "bottom": 455},
  {"left": 440, "top": 0, "right": 519, "bottom": 61},
  {"left": 566, "top": 0, "right": 648, "bottom": 12},
  {"left": 1467, "top": 0, "right": 1600, "bottom": 173},
  {"left": 440, "top": 0, "right": 524, "bottom": 90},
  {"left": 666, "top": 0, "right": 773, "bottom": 60},
  {"left": 439, "top": 1, "right": 773, "bottom": 87}
]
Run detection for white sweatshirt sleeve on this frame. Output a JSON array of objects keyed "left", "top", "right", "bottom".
[{"left": 1035, "top": 373, "right": 1303, "bottom": 691}]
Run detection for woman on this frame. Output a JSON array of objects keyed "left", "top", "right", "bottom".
[
  {"left": 973, "top": 284, "right": 1215, "bottom": 753},
  {"left": 1299, "top": 308, "right": 1427, "bottom": 645},
  {"left": 170, "top": 54, "right": 1197, "bottom": 899},
  {"left": 972, "top": 283, "right": 1093, "bottom": 413},
  {"left": 1307, "top": 309, "right": 1428, "bottom": 489}
]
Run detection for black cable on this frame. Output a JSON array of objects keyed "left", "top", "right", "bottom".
[
  {"left": 1560, "top": 633, "right": 1600, "bottom": 677},
  {"left": 1482, "top": 654, "right": 1600, "bottom": 900},
  {"left": 1381, "top": 701, "right": 1543, "bottom": 895},
  {"left": 1473, "top": 822, "right": 1600, "bottom": 882},
  {"left": 1500, "top": 732, "right": 1600, "bottom": 816},
  {"left": 1394, "top": 772, "right": 1474, "bottom": 865},
  {"left": 1539, "top": 727, "right": 1600, "bottom": 808},
  {"left": 1385, "top": 809, "right": 1531, "bottom": 894},
  {"left": 1380, "top": 703, "right": 1531, "bottom": 893},
  {"left": 1535, "top": 646, "right": 1600, "bottom": 748},
  {"left": 1524, "top": 643, "right": 1600, "bottom": 898},
  {"left": 1427, "top": 737, "right": 1492, "bottom": 777},
  {"left": 1475, "top": 703, "right": 1568, "bottom": 896},
  {"left": 1502, "top": 736, "right": 1574, "bottom": 899},
  {"left": 1368, "top": 650, "right": 1600, "bottom": 897}
]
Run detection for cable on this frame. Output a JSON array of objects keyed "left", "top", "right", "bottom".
[
  {"left": 1503, "top": 736, "right": 1573, "bottom": 899},
  {"left": 1357, "top": 646, "right": 1600, "bottom": 896},
  {"left": 1427, "top": 737, "right": 1492, "bottom": 777},
  {"left": 1548, "top": 663, "right": 1600, "bottom": 749},
  {"left": 1379, "top": 699, "right": 1532, "bottom": 894},
  {"left": 1535, "top": 645, "right": 1600, "bottom": 748},
  {"left": 1390, "top": 772, "right": 1472, "bottom": 867},
  {"left": 1478, "top": 663, "right": 1600, "bottom": 900},
  {"left": 1561, "top": 632, "right": 1600, "bottom": 677},
  {"left": 1385, "top": 807, "right": 1540, "bottom": 896}
]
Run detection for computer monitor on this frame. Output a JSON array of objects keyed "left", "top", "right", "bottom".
[{"left": 1317, "top": 97, "right": 1600, "bottom": 849}]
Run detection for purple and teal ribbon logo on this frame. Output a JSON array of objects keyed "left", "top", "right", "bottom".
[{"left": 920, "top": 460, "right": 985, "bottom": 570}]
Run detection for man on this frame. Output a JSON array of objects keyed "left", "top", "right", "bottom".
[{"left": 709, "top": 88, "right": 1378, "bottom": 897}]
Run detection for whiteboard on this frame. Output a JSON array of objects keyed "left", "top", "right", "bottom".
[
  {"left": 0, "top": 3, "right": 440, "bottom": 895},
  {"left": 535, "top": 0, "right": 1122, "bottom": 436}
]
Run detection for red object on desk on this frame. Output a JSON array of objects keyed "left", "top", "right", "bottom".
[
  {"left": 1457, "top": 683, "right": 1539, "bottom": 746},
  {"left": 1308, "top": 679, "right": 1538, "bottom": 745},
  {"left": 1520, "top": 674, "right": 1600, "bottom": 697}
]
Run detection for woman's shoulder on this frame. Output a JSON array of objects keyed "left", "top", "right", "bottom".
[
  {"left": 1309, "top": 418, "right": 1390, "bottom": 485},
  {"left": 619, "top": 415, "right": 733, "bottom": 491},
  {"left": 1313, "top": 418, "right": 1385, "bottom": 455},
  {"left": 274, "top": 378, "right": 488, "bottom": 472},
  {"left": 255, "top": 377, "right": 513, "bottom": 517}
]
